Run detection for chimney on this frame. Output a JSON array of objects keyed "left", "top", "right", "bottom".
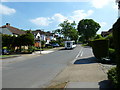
[{"left": 6, "top": 23, "right": 10, "bottom": 26}]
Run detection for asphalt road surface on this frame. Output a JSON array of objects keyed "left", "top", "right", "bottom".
[{"left": 2, "top": 45, "right": 85, "bottom": 88}]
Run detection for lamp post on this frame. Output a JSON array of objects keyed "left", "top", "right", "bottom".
[{"left": 37, "top": 36, "right": 41, "bottom": 54}]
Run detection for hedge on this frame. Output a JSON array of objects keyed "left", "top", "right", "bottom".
[
  {"left": 91, "top": 39, "right": 109, "bottom": 59},
  {"left": 113, "top": 18, "right": 120, "bottom": 89},
  {"left": 107, "top": 67, "right": 118, "bottom": 88}
]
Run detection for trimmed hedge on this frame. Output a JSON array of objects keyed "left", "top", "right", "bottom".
[
  {"left": 91, "top": 39, "right": 109, "bottom": 59},
  {"left": 107, "top": 67, "right": 118, "bottom": 88},
  {"left": 113, "top": 18, "right": 120, "bottom": 88}
]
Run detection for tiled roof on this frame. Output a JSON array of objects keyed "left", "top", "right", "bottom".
[
  {"left": 32, "top": 30, "right": 45, "bottom": 35},
  {"left": 0, "top": 25, "right": 26, "bottom": 35}
]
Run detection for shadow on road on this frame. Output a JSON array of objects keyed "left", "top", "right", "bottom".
[
  {"left": 74, "top": 57, "right": 97, "bottom": 64},
  {"left": 98, "top": 80, "right": 113, "bottom": 89},
  {"left": 58, "top": 48, "right": 74, "bottom": 51}
]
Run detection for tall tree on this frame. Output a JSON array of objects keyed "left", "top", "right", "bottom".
[
  {"left": 59, "top": 20, "right": 78, "bottom": 41},
  {"left": 77, "top": 19, "right": 101, "bottom": 42}
]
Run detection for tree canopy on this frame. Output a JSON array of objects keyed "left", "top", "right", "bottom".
[
  {"left": 77, "top": 19, "right": 101, "bottom": 42},
  {"left": 57, "top": 20, "right": 78, "bottom": 42}
]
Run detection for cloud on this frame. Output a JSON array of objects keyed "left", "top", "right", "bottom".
[
  {"left": 99, "top": 22, "right": 107, "bottom": 27},
  {"left": 90, "top": 0, "right": 113, "bottom": 8},
  {"left": 30, "top": 17, "right": 51, "bottom": 26},
  {"left": 113, "top": 4, "right": 118, "bottom": 10},
  {"left": 52, "top": 13, "right": 67, "bottom": 23},
  {"left": 30, "top": 10, "right": 94, "bottom": 27},
  {"left": 70, "top": 10, "right": 94, "bottom": 23},
  {"left": 0, "top": 4, "right": 16, "bottom": 15}
]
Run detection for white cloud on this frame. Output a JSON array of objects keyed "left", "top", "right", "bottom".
[
  {"left": 70, "top": 10, "right": 94, "bottom": 23},
  {"left": 113, "top": 4, "right": 118, "bottom": 10},
  {"left": 30, "top": 10, "right": 94, "bottom": 27},
  {"left": 99, "top": 22, "right": 107, "bottom": 27},
  {"left": 90, "top": 0, "right": 113, "bottom": 8},
  {"left": 0, "top": 4, "right": 16, "bottom": 15},
  {"left": 52, "top": 13, "right": 67, "bottom": 23},
  {"left": 30, "top": 17, "right": 51, "bottom": 26}
]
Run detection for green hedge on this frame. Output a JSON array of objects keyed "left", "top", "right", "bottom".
[
  {"left": 107, "top": 67, "right": 118, "bottom": 88},
  {"left": 91, "top": 39, "right": 109, "bottom": 59},
  {"left": 113, "top": 18, "right": 120, "bottom": 88}
]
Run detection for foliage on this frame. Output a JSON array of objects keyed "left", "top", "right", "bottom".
[
  {"left": 91, "top": 39, "right": 109, "bottom": 59},
  {"left": 77, "top": 19, "right": 101, "bottom": 42},
  {"left": 50, "top": 40, "right": 59, "bottom": 44},
  {"left": 113, "top": 18, "right": 120, "bottom": 88},
  {"left": 94, "top": 34, "right": 103, "bottom": 39},
  {"left": 2, "top": 31, "right": 34, "bottom": 52},
  {"left": 109, "top": 48, "right": 116, "bottom": 63},
  {"left": 59, "top": 20, "right": 78, "bottom": 42},
  {"left": 105, "top": 34, "right": 114, "bottom": 49},
  {"left": 41, "top": 40, "right": 46, "bottom": 48},
  {"left": 107, "top": 67, "right": 118, "bottom": 88}
]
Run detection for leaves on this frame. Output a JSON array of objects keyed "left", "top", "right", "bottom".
[{"left": 77, "top": 19, "right": 101, "bottom": 42}]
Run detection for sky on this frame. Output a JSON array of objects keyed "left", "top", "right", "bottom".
[{"left": 0, "top": 0, "right": 119, "bottom": 34}]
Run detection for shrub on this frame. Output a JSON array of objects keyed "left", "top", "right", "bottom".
[
  {"left": 109, "top": 48, "right": 116, "bottom": 63},
  {"left": 107, "top": 67, "right": 118, "bottom": 88},
  {"left": 50, "top": 40, "right": 59, "bottom": 44},
  {"left": 94, "top": 34, "right": 103, "bottom": 39},
  {"left": 60, "top": 43, "right": 65, "bottom": 47},
  {"left": 113, "top": 18, "right": 120, "bottom": 88},
  {"left": 105, "top": 34, "right": 114, "bottom": 49},
  {"left": 91, "top": 39, "right": 109, "bottom": 59}
]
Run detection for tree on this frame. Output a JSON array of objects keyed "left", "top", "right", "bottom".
[
  {"left": 59, "top": 20, "right": 78, "bottom": 42},
  {"left": 77, "top": 19, "right": 101, "bottom": 42}
]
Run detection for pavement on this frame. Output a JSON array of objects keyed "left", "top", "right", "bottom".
[{"left": 47, "top": 47, "right": 114, "bottom": 89}]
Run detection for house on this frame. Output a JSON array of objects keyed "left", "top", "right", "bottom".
[
  {"left": 32, "top": 30, "right": 57, "bottom": 47},
  {"left": 32, "top": 30, "right": 46, "bottom": 47},
  {"left": 0, "top": 23, "right": 26, "bottom": 36},
  {"left": 101, "top": 29, "right": 112, "bottom": 37}
]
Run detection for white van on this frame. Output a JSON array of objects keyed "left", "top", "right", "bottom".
[{"left": 65, "top": 41, "right": 76, "bottom": 49}]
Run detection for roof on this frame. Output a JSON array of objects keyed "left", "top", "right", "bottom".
[
  {"left": 32, "top": 30, "right": 45, "bottom": 35},
  {"left": 101, "top": 29, "right": 112, "bottom": 37},
  {"left": 0, "top": 24, "right": 26, "bottom": 35},
  {"left": 32, "top": 30, "right": 53, "bottom": 36}
]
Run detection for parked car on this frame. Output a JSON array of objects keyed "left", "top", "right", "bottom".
[
  {"left": 45, "top": 44, "right": 52, "bottom": 48},
  {"left": 51, "top": 43, "right": 60, "bottom": 47},
  {"left": 2, "top": 49, "right": 10, "bottom": 55}
]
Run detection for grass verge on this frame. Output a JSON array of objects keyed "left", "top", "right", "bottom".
[{"left": 0, "top": 55, "right": 19, "bottom": 58}]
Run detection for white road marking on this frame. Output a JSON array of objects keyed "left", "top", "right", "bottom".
[
  {"left": 80, "top": 51, "right": 83, "bottom": 57},
  {"left": 71, "top": 47, "right": 83, "bottom": 64}
]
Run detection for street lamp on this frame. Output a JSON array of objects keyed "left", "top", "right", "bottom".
[{"left": 37, "top": 36, "right": 41, "bottom": 54}]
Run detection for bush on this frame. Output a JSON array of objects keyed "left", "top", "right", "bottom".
[
  {"left": 105, "top": 34, "right": 114, "bottom": 49},
  {"left": 107, "top": 67, "right": 118, "bottom": 88},
  {"left": 109, "top": 48, "right": 116, "bottom": 63},
  {"left": 60, "top": 43, "right": 65, "bottom": 47},
  {"left": 94, "top": 34, "right": 103, "bottom": 39},
  {"left": 91, "top": 39, "right": 109, "bottom": 59}
]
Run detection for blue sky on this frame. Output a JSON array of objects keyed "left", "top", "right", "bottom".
[{"left": 0, "top": 0, "right": 119, "bottom": 34}]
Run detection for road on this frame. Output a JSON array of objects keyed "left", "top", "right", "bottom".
[{"left": 2, "top": 45, "right": 85, "bottom": 88}]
